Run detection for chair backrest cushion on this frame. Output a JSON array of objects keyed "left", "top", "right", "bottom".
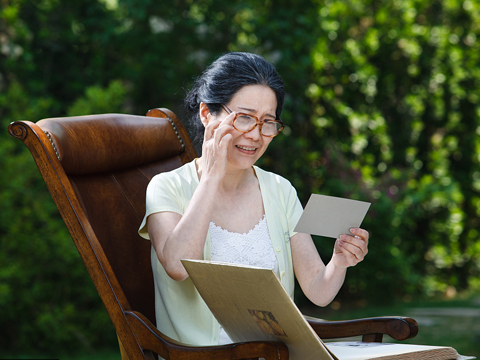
[{"left": 38, "top": 113, "right": 185, "bottom": 175}]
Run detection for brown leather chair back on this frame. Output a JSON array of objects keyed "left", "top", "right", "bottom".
[{"left": 34, "top": 109, "right": 196, "bottom": 326}]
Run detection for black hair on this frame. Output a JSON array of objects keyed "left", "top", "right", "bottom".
[{"left": 184, "top": 52, "right": 285, "bottom": 145}]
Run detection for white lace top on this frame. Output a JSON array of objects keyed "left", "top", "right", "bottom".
[
  {"left": 209, "top": 214, "right": 279, "bottom": 274},
  {"left": 209, "top": 214, "right": 279, "bottom": 344}
]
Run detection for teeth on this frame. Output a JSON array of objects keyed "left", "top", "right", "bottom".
[{"left": 237, "top": 145, "right": 256, "bottom": 151}]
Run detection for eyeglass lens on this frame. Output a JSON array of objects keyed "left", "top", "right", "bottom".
[{"left": 234, "top": 115, "right": 281, "bottom": 136}]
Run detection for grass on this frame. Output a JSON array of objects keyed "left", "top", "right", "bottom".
[
  {"left": 1, "top": 350, "right": 121, "bottom": 360},
  {"left": 0, "top": 350, "right": 121, "bottom": 360}
]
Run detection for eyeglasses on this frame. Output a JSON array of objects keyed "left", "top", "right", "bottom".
[{"left": 221, "top": 104, "right": 284, "bottom": 137}]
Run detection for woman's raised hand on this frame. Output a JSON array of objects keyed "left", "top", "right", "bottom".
[{"left": 201, "top": 111, "right": 236, "bottom": 183}]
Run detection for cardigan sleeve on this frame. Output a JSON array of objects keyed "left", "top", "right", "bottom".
[{"left": 138, "top": 172, "right": 186, "bottom": 239}]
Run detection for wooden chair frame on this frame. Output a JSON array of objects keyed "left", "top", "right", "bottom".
[{"left": 8, "top": 108, "right": 418, "bottom": 360}]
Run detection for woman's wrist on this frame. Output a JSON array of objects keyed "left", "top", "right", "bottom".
[
  {"left": 327, "top": 257, "right": 349, "bottom": 274},
  {"left": 198, "top": 172, "right": 223, "bottom": 192}
]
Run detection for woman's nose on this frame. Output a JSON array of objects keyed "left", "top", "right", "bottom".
[{"left": 244, "top": 124, "right": 262, "bottom": 140}]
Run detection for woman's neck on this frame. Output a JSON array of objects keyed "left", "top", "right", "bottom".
[{"left": 196, "top": 157, "right": 254, "bottom": 193}]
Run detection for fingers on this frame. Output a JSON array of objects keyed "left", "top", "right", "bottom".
[
  {"left": 350, "top": 227, "right": 369, "bottom": 242},
  {"left": 335, "top": 244, "right": 362, "bottom": 267},
  {"left": 204, "top": 111, "right": 235, "bottom": 142},
  {"left": 213, "top": 121, "right": 234, "bottom": 146},
  {"left": 200, "top": 112, "right": 235, "bottom": 179},
  {"left": 336, "top": 228, "right": 369, "bottom": 266},
  {"left": 337, "top": 238, "right": 366, "bottom": 264}
]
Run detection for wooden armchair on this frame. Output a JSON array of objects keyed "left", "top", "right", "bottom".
[{"left": 8, "top": 108, "right": 418, "bottom": 360}]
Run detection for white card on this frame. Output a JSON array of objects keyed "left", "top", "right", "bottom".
[{"left": 294, "top": 194, "right": 371, "bottom": 238}]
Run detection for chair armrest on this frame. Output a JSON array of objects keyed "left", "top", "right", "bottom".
[
  {"left": 125, "top": 310, "right": 289, "bottom": 360},
  {"left": 305, "top": 316, "right": 419, "bottom": 343}
]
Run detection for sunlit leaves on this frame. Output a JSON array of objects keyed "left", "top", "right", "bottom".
[
  {"left": 67, "top": 80, "right": 128, "bottom": 116},
  {"left": 306, "top": 0, "right": 480, "bottom": 300}
]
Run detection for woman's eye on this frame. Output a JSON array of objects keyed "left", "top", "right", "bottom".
[
  {"left": 263, "top": 122, "right": 278, "bottom": 129},
  {"left": 237, "top": 115, "right": 255, "bottom": 122}
]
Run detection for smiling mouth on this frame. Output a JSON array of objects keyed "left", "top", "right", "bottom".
[{"left": 236, "top": 145, "right": 257, "bottom": 151}]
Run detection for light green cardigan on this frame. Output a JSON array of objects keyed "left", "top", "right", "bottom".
[{"left": 138, "top": 160, "right": 303, "bottom": 346}]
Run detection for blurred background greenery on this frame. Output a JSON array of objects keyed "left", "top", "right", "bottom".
[{"left": 1, "top": 0, "right": 479, "bottom": 358}]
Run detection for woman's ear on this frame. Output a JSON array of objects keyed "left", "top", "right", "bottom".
[{"left": 199, "top": 102, "right": 211, "bottom": 127}]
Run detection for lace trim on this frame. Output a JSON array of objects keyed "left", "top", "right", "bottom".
[
  {"left": 209, "top": 215, "right": 278, "bottom": 274},
  {"left": 209, "top": 214, "right": 266, "bottom": 236}
]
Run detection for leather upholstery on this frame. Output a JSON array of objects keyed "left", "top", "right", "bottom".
[
  {"left": 70, "top": 159, "right": 184, "bottom": 326},
  {"left": 29, "top": 111, "right": 196, "bottom": 327},
  {"left": 38, "top": 114, "right": 185, "bottom": 175}
]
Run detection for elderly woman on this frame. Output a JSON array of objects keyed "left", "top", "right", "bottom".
[{"left": 138, "top": 52, "right": 369, "bottom": 346}]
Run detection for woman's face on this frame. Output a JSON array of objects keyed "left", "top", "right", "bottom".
[{"left": 218, "top": 84, "right": 277, "bottom": 171}]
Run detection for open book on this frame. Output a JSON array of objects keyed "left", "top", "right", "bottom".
[{"left": 181, "top": 259, "right": 474, "bottom": 360}]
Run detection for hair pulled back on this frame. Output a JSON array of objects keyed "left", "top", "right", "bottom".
[{"left": 184, "top": 52, "right": 285, "bottom": 145}]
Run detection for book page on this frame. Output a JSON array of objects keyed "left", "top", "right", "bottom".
[
  {"left": 325, "top": 341, "right": 461, "bottom": 360},
  {"left": 181, "top": 259, "right": 337, "bottom": 360}
]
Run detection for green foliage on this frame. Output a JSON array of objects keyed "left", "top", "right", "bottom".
[
  {"left": 67, "top": 80, "right": 128, "bottom": 116},
  {"left": 1, "top": 0, "right": 480, "bottom": 354},
  {"left": 0, "top": 80, "right": 118, "bottom": 353},
  {"left": 301, "top": 0, "right": 480, "bottom": 302}
]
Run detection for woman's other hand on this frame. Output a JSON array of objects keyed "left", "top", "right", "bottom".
[{"left": 332, "top": 227, "right": 369, "bottom": 268}]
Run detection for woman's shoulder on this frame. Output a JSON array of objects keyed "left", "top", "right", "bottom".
[{"left": 150, "top": 160, "right": 198, "bottom": 187}]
